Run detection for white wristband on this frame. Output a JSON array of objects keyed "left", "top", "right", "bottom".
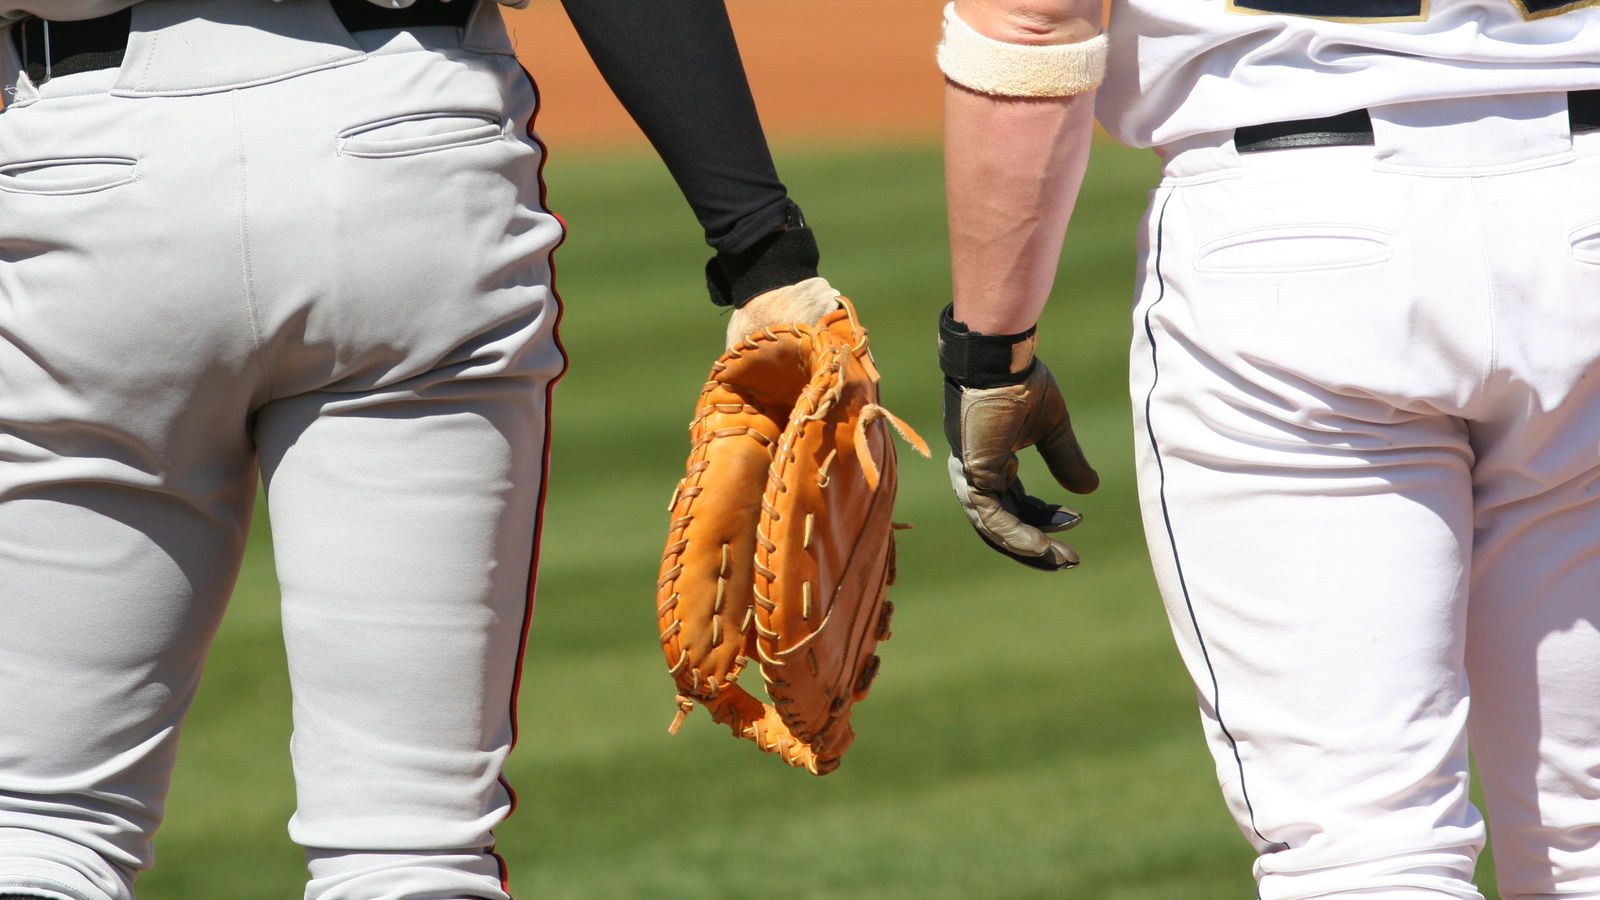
[{"left": 936, "top": 3, "right": 1107, "bottom": 99}]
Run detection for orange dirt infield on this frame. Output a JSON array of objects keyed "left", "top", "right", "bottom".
[{"left": 501, "top": 1, "right": 943, "bottom": 151}]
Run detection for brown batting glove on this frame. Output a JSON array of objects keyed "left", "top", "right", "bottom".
[{"left": 939, "top": 304, "right": 1098, "bottom": 571}]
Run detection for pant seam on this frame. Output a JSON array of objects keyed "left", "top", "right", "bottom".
[
  {"left": 230, "top": 91, "right": 273, "bottom": 398},
  {"left": 1140, "top": 185, "right": 1284, "bottom": 861}
]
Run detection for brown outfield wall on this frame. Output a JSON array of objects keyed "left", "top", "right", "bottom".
[{"left": 501, "top": 1, "right": 944, "bottom": 150}]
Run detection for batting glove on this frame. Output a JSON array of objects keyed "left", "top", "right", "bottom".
[{"left": 940, "top": 304, "right": 1098, "bottom": 571}]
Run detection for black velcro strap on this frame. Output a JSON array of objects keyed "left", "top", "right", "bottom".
[
  {"left": 706, "top": 202, "right": 820, "bottom": 308},
  {"left": 938, "top": 304, "right": 1036, "bottom": 389}
]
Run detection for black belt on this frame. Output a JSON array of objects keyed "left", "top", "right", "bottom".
[
  {"left": 9, "top": 0, "right": 475, "bottom": 84},
  {"left": 1235, "top": 89, "right": 1600, "bottom": 153}
]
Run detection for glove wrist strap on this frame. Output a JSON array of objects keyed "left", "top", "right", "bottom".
[
  {"left": 938, "top": 304, "right": 1037, "bottom": 388},
  {"left": 707, "top": 201, "right": 821, "bottom": 308}
]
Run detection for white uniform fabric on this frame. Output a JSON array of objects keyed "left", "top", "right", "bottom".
[
  {"left": 1100, "top": 0, "right": 1600, "bottom": 147},
  {"left": 1130, "top": 96, "right": 1600, "bottom": 897},
  {"left": 0, "top": 2, "right": 564, "bottom": 899}
]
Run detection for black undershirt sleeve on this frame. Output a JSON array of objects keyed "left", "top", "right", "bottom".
[{"left": 558, "top": 0, "right": 820, "bottom": 306}]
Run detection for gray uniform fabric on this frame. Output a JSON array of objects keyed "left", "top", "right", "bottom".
[
  {"left": 0, "top": 0, "right": 527, "bottom": 25},
  {"left": 0, "top": 2, "right": 563, "bottom": 898}
]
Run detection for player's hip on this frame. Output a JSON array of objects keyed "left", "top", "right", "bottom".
[
  {"left": 0, "top": 1, "right": 563, "bottom": 404},
  {"left": 0, "top": 0, "right": 513, "bottom": 104},
  {"left": 1155, "top": 91, "right": 1600, "bottom": 182},
  {"left": 1131, "top": 112, "right": 1600, "bottom": 420}
]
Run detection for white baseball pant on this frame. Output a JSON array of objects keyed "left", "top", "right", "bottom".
[
  {"left": 0, "top": 2, "right": 564, "bottom": 898},
  {"left": 1132, "top": 92, "right": 1600, "bottom": 899}
]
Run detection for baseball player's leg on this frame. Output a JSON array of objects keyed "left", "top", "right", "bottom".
[
  {"left": 1130, "top": 148, "right": 1494, "bottom": 898},
  {"left": 0, "top": 71, "right": 264, "bottom": 900},
  {"left": 256, "top": 346, "right": 557, "bottom": 900},
  {"left": 234, "top": 22, "right": 562, "bottom": 899},
  {"left": 1469, "top": 476, "right": 1600, "bottom": 900},
  {"left": 1461, "top": 132, "right": 1600, "bottom": 900},
  {"left": 0, "top": 482, "right": 250, "bottom": 900}
]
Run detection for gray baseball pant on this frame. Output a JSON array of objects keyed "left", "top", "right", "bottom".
[{"left": 0, "top": 2, "right": 564, "bottom": 898}]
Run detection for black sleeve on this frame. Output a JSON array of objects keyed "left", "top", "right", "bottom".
[{"left": 559, "top": 0, "right": 820, "bottom": 306}]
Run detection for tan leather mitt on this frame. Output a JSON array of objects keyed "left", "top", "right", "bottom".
[{"left": 657, "top": 297, "right": 927, "bottom": 775}]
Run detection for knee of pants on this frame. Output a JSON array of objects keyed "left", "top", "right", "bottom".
[
  {"left": 303, "top": 849, "right": 511, "bottom": 900},
  {"left": 0, "top": 827, "right": 135, "bottom": 900}
]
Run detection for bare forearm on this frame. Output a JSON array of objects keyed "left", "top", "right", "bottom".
[
  {"left": 947, "top": 86, "right": 1093, "bottom": 333},
  {"left": 943, "top": 0, "right": 1101, "bottom": 335}
]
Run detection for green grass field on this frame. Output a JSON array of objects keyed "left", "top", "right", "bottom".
[{"left": 134, "top": 140, "right": 1502, "bottom": 898}]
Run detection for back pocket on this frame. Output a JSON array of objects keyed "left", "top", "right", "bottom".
[
  {"left": 0, "top": 157, "right": 140, "bottom": 195},
  {"left": 1194, "top": 225, "right": 1391, "bottom": 274},
  {"left": 336, "top": 112, "right": 504, "bottom": 159},
  {"left": 1571, "top": 222, "right": 1600, "bottom": 265}
]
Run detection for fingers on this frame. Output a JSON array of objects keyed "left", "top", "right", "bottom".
[
  {"left": 1014, "top": 490, "right": 1082, "bottom": 533},
  {"left": 975, "top": 531, "right": 1079, "bottom": 572},
  {"left": 943, "top": 357, "right": 1090, "bottom": 572},
  {"left": 1027, "top": 361, "right": 1099, "bottom": 495},
  {"left": 1038, "top": 417, "right": 1099, "bottom": 495},
  {"left": 947, "top": 456, "right": 1080, "bottom": 571}
]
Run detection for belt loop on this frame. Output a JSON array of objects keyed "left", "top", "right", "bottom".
[
  {"left": 1156, "top": 130, "right": 1242, "bottom": 181},
  {"left": 461, "top": 0, "right": 515, "bottom": 56},
  {"left": 1369, "top": 93, "right": 1571, "bottom": 172},
  {"left": 3, "top": 22, "right": 40, "bottom": 106}
]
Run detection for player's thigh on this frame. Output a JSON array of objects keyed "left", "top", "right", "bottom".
[
  {"left": 1469, "top": 486, "right": 1600, "bottom": 897},
  {"left": 1133, "top": 364, "right": 1477, "bottom": 850},
  {"left": 0, "top": 79, "right": 263, "bottom": 892},
  {"left": 1128, "top": 169, "right": 1485, "bottom": 892},
  {"left": 1464, "top": 138, "right": 1600, "bottom": 898},
  {"left": 252, "top": 300, "right": 559, "bottom": 852}
]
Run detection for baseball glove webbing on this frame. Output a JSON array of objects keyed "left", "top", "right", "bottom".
[{"left": 657, "top": 299, "right": 927, "bottom": 774}]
